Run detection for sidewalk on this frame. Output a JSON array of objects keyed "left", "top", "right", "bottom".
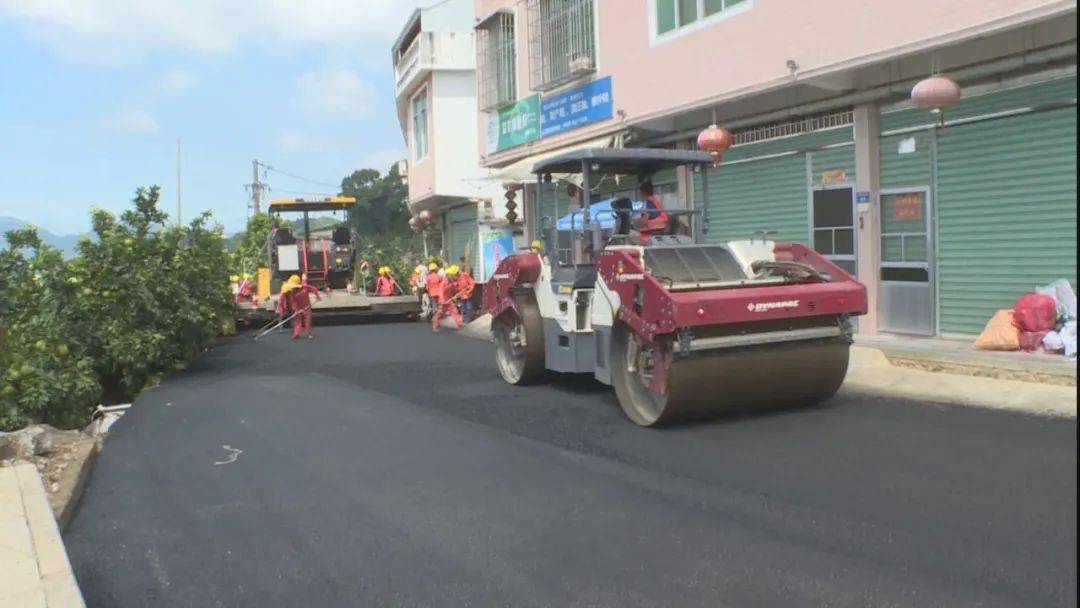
[
  {"left": 856, "top": 333, "right": 1076, "bottom": 386},
  {"left": 0, "top": 463, "right": 85, "bottom": 608}
]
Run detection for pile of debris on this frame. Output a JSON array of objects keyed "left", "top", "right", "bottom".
[{"left": 974, "top": 279, "right": 1077, "bottom": 358}]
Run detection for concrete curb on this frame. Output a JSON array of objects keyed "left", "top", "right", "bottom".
[
  {"left": 0, "top": 463, "right": 86, "bottom": 608},
  {"left": 54, "top": 439, "right": 100, "bottom": 532},
  {"left": 845, "top": 347, "right": 1077, "bottom": 418}
]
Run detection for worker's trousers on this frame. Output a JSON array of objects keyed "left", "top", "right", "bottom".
[
  {"left": 292, "top": 308, "right": 313, "bottom": 338},
  {"left": 432, "top": 301, "right": 463, "bottom": 330}
]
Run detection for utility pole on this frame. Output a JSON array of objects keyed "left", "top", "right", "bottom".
[
  {"left": 247, "top": 159, "right": 268, "bottom": 220},
  {"left": 176, "top": 138, "right": 182, "bottom": 225}
]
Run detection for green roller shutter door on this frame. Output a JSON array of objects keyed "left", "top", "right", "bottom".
[
  {"left": 448, "top": 204, "right": 479, "bottom": 272},
  {"left": 694, "top": 126, "right": 854, "bottom": 244},
  {"left": 936, "top": 105, "right": 1077, "bottom": 335},
  {"left": 879, "top": 131, "right": 932, "bottom": 190}
]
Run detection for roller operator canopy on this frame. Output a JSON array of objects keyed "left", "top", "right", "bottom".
[
  {"left": 268, "top": 196, "right": 357, "bottom": 213},
  {"left": 532, "top": 148, "right": 714, "bottom": 176}
]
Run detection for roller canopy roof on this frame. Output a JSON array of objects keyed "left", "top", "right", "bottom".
[
  {"left": 268, "top": 196, "right": 357, "bottom": 212},
  {"left": 532, "top": 148, "right": 714, "bottom": 175}
]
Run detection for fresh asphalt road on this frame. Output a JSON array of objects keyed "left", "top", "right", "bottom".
[{"left": 65, "top": 322, "right": 1077, "bottom": 608}]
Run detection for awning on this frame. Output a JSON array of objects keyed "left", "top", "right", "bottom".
[{"left": 462, "top": 135, "right": 618, "bottom": 190}]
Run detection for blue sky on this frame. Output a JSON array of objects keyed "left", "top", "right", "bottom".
[{"left": 0, "top": 0, "right": 426, "bottom": 235}]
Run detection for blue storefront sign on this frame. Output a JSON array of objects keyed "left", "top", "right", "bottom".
[{"left": 540, "top": 76, "right": 613, "bottom": 138}]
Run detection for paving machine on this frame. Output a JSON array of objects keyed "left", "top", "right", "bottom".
[
  {"left": 267, "top": 196, "right": 357, "bottom": 289},
  {"left": 483, "top": 149, "right": 867, "bottom": 426}
]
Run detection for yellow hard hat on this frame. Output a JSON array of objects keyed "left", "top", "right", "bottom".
[
  {"left": 428, "top": 262, "right": 439, "bottom": 271},
  {"left": 447, "top": 265, "right": 459, "bottom": 276},
  {"left": 230, "top": 274, "right": 240, "bottom": 282},
  {"left": 531, "top": 240, "right": 544, "bottom": 252},
  {"left": 288, "top": 275, "right": 301, "bottom": 285},
  {"left": 414, "top": 265, "right": 424, "bottom": 274}
]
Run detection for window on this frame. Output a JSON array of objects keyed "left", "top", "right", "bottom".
[
  {"left": 527, "top": 0, "right": 596, "bottom": 92},
  {"left": 655, "top": 0, "right": 749, "bottom": 37},
  {"left": 411, "top": 89, "right": 428, "bottom": 161},
  {"left": 812, "top": 188, "right": 856, "bottom": 275},
  {"left": 477, "top": 11, "right": 517, "bottom": 111}
]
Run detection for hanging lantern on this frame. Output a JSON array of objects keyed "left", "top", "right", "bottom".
[
  {"left": 696, "top": 124, "right": 733, "bottom": 164},
  {"left": 911, "top": 75, "right": 961, "bottom": 127},
  {"left": 408, "top": 216, "right": 421, "bottom": 232},
  {"left": 504, "top": 186, "right": 519, "bottom": 224},
  {"left": 419, "top": 209, "right": 437, "bottom": 224}
]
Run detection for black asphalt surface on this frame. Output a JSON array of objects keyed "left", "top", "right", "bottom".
[{"left": 65, "top": 322, "right": 1077, "bottom": 608}]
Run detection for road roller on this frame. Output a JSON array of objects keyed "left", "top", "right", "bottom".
[{"left": 482, "top": 148, "right": 867, "bottom": 426}]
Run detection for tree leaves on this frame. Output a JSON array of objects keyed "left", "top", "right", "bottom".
[{"left": 0, "top": 186, "right": 231, "bottom": 430}]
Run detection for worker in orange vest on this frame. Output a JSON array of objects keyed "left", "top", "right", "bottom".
[
  {"left": 375, "top": 266, "right": 397, "bottom": 296},
  {"left": 432, "top": 265, "right": 464, "bottom": 332},
  {"left": 423, "top": 262, "right": 442, "bottom": 319},
  {"left": 277, "top": 274, "right": 322, "bottom": 339},
  {"left": 633, "top": 181, "right": 670, "bottom": 242},
  {"left": 455, "top": 266, "right": 476, "bottom": 323}
]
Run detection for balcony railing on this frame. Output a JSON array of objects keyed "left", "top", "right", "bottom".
[{"left": 394, "top": 31, "right": 475, "bottom": 96}]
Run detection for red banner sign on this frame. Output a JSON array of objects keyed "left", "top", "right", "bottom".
[{"left": 891, "top": 193, "right": 923, "bottom": 222}]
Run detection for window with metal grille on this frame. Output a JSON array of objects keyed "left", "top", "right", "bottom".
[
  {"left": 477, "top": 11, "right": 517, "bottom": 111},
  {"left": 527, "top": 0, "right": 596, "bottom": 92}
]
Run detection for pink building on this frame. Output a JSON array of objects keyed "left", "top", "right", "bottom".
[{"left": 471, "top": 0, "right": 1077, "bottom": 337}]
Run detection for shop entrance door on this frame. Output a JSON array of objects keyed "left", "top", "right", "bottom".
[
  {"left": 811, "top": 186, "right": 856, "bottom": 276},
  {"left": 879, "top": 188, "right": 934, "bottom": 335}
]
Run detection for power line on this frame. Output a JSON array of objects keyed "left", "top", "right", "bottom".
[{"left": 257, "top": 161, "right": 339, "bottom": 190}]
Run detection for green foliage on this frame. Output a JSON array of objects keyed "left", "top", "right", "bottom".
[
  {"left": 353, "top": 236, "right": 426, "bottom": 293},
  {"left": 1, "top": 186, "right": 231, "bottom": 430},
  {"left": 229, "top": 212, "right": 274, "bottom": 276},
  {"left": 341, "top": 164, "right": 413, "bottom": 240}
]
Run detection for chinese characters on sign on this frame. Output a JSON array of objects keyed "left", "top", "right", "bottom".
[
  {"left": 485, "top": 77, "right": 615, "bottom": 153},
  {"left": 891, "top": 192, "right": 924, "bottom": 222},
  {"left": 486, "top": 95, "right": 540, "bottom": 154},
  {"left": 539, "top": 76, "right": 613, "bottom": 138},
  {"left": 820, "top": 169, "right": 848, "bottom": 186}
]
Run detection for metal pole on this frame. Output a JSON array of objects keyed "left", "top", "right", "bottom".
[{"left": 252, "top": 159, "right": 263, "bottom": 215}]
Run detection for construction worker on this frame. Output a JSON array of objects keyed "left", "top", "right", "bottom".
[
  {"left": 424, "top": 262, "right": 442, "bottom": 319},
  {"left": 455, "top": 265, "right": 476, "bottom": 323},
  {"left": 375, "top": 266, "right": 396, "bottom": 296},
  {"left": 277, "top": 274, "right": 322, "bottom": 339},
  {"left": 633, "top": 181, "right": 670, "bottom": 241},
  {"left": 432, "top": 265, "right": 464, "bottom": 332},
  {"left": 236, "top": 273, "right": 254, "bottom": 304}
]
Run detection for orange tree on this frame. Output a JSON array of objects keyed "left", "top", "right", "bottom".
[{"left": 1, "top": 186, "right": 231, "bottom": 430}]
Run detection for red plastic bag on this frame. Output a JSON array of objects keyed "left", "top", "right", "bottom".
[
  {"left": 1013, "top": 293, "right": 1057, "bottom": 332},
  {"left": 1019, "top": 330, "right": 1050, "bottom": 352}
]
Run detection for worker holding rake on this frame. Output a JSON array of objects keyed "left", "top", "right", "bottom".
[
  {"left": 432, "top": 265, "right": 464, "bottom": 332},
  {"left": 278, "top": 274, "right": 322, "bottom": 339}
]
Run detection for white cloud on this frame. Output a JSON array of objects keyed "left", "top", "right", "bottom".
[
  {"left": 155, "top": 68, "right": 199, "bottom": 96},
  {"left": 274, "top": 130, "right": 323, "bottom": 152},
  {"left": 359, "top": 148, "right": 405, "bottom": 172},
  {"left": 0, "top": 0, "right": 424, "bottom": 65},
  {"left": 296, "top": 67, "right": 376, "bottom": 119},
  {"left": 99, "top": 107, "right": 159, "bottom": 134}
]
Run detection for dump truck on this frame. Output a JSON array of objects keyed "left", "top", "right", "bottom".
[{"left": 483, "top": 149, "right": 867, "bottom": 426}]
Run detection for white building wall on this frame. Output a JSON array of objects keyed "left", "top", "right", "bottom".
[{"left": 432, "top": 71, "right": 501, "bottom": 203}]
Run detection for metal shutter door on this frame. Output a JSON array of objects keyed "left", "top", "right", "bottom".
[
  {"left": 448, "top": 204, "right": 479, "bottom": 271},
  {"left": 698, "top": 153, "right": 810, "bottom": 244},
  {"left": 936, "top": 106, "right": 1077, "bottom": 335}
]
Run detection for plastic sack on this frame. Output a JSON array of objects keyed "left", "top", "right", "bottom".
[
  {"left": 1036, "top": 279, "right": 1077, "bottom": 321},
  {"left": 1019, "top": 330, "right": 1050, "bottom": 352},
  {"left": 1061, "top": 320, "right": 1077, "bottom": 359},
  {"left": 973, "top": 310, "right": 1021, "bottom": 351},
  {"left": 1013, "top": 293, "right": 1057, "bottom": 332},
  {"left": 1042, "top": 330, "right": 1065, "bottom": 353}
]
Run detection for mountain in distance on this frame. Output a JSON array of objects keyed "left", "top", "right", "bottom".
[{"left": 0, "top": 216, "right": 85, "bottom": 257}]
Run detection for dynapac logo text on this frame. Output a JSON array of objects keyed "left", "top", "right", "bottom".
[{"left": 747, "top": 300, "right": 800, "bottom": 313}]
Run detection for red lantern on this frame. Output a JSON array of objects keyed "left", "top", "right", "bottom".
[
  {"left": 697, "top": 124, "right": 733, "bottom": 164},
  {"left": 408, "top": 216, "right": 421, "bottom": 232},
  {"left": 418, "top": 209, "right": 436, "bottom": 223},
  {"left": 911, "top": 75, "right": 961, "bottom": 126}
]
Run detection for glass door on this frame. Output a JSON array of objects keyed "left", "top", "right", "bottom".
[
  {"left": 879, "top": 188, "right": 934, "bottom": 335},
  {"left": 811, "top": 186, "right": 856, "bottom": 276}
]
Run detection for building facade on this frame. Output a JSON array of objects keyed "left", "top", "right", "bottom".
[
  {"left": 393, "top": 0, "right": 509, "bottom": 279},
  {"left": 471, "top": 0, "right": 1077, "bottom": 336}
]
